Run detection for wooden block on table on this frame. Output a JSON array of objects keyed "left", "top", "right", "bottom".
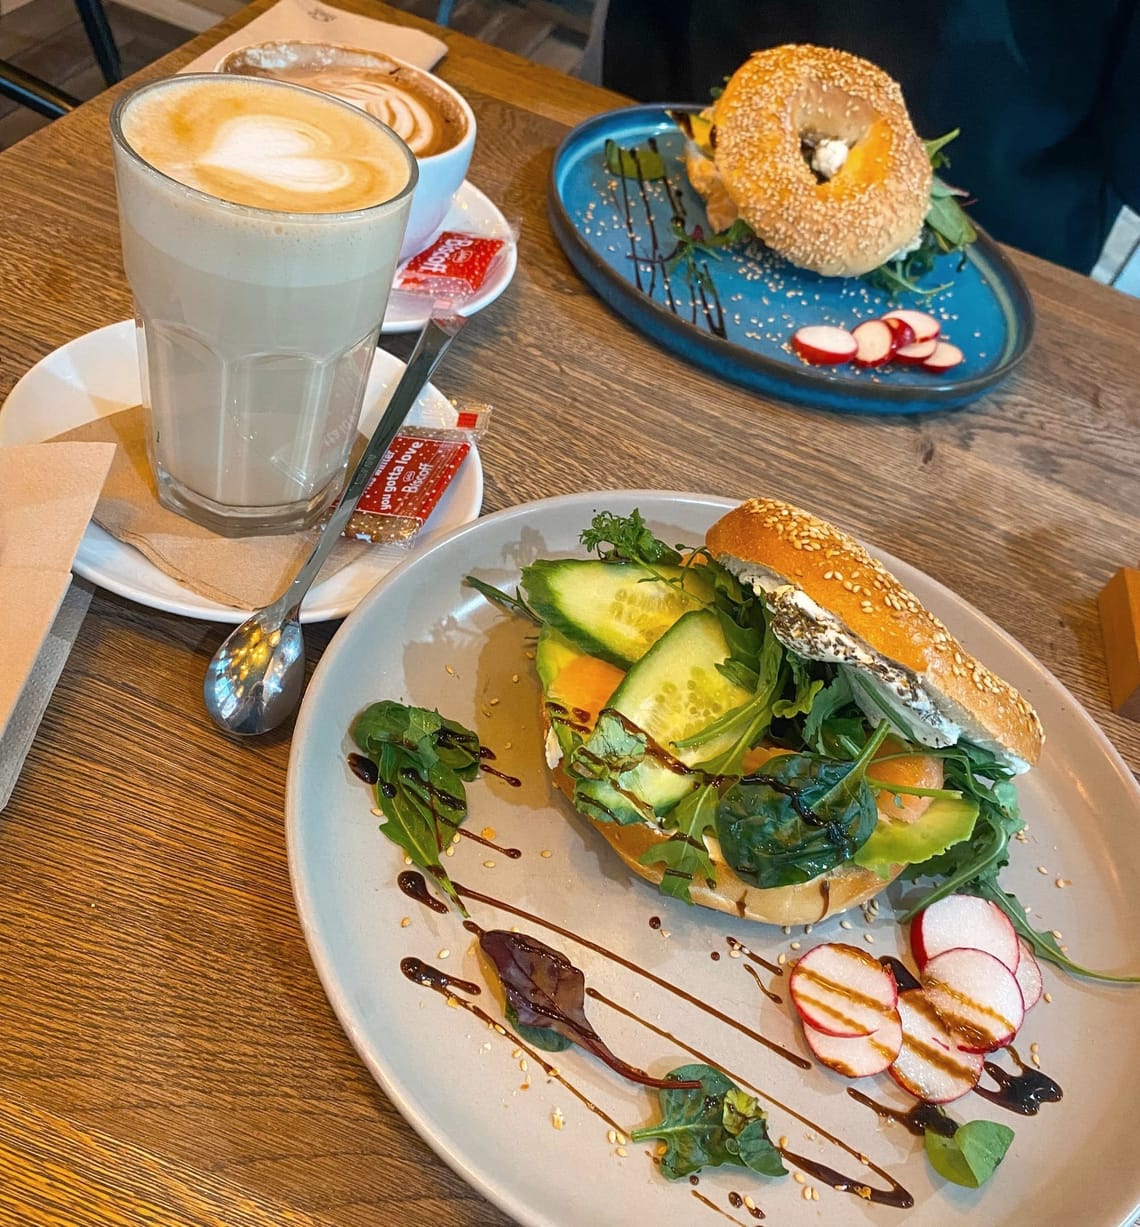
[{"left": 1097, "top": 567, "right": 1140, "bottom": 721}]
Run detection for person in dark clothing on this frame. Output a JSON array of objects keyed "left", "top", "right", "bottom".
[{"left": 598, "top": 0, "right": 1140, "bottom": 273}]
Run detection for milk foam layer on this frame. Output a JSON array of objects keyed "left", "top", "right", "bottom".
[{"left": 120, "top": 76, "right": 411, "bottom": 213}]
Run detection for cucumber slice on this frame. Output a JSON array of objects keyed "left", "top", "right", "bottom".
[
  {"left": 521, "top": 559, "right": 712, "bottom": 668},
  {"left": 571, "top": 609, "right": 753, "bottom": 825}
]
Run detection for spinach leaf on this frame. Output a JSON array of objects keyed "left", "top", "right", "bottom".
[
  {"left": 350, "top": 701, "right": 482, "bottom": 910},
  {"left": 925, "top": 1119, "right": 1015, "bottom": 1188},
  {"left": 630, "top": 1064, "right": 787, "bottom": 1181},
  {"left": 480, "top": 929, "right": 699, "bottom": 1089},
  {"left": 715, "top": 724, "right": 889, "bottom": 888}
]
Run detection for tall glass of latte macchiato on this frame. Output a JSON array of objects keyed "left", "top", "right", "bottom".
[{"left": 110, "top": 74, "right": 418, "bottom": 536}]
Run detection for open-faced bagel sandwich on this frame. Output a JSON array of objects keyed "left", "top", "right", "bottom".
[{"left": 522, "top": 498, "right": 1042, "bottom": 926}]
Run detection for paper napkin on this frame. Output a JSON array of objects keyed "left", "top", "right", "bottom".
[
  {"left": 184, "top": 0, "right": 449, "bottom": 75},
  {"left": 51, "top": 406, "right": 369, "bottom": 610},
  {"left": 0, "top": 442, "right": 115, "bottom": 810}
]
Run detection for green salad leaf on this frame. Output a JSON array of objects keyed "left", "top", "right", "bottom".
[
  {"left": 863, "top": 129, "right": 975, "bottom": 296},
  {"left": 603, "top": 138, "right": 666, "bottom": 181},
  {"left": 630, "top": 1064, "right": 787, "bottom": 1181},
  {"left": 925, "top": 1119, "right": 1015, "bottom": 1188},
  {"left": 716, "top": 723, "right": 890, "bottom": 888},
  {"left": 901, "top": 744, "right": 1140, "bottom": 983},
  {"left": 350, "top": 701, "right": 482, "bottom": 911}
]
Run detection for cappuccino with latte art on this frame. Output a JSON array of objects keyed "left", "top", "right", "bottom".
[
  {"left": 219, "top": 42, "right": 478, "bottom": 258},
  {"left": 111, "top": 75, "right": 417, "bottom": 535},
  {"left": 220, "top": 43, "right": 467, "bottom": 158}
]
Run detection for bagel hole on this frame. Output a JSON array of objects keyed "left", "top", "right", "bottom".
[{"left": 795, "top": 83, "right": 875, "bottom": 182}]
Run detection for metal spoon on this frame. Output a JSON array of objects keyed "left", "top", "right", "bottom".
[{"left": 204, "top": 314, "right": 467, "bottom": 736}]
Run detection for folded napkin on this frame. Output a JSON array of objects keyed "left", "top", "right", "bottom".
[
  {"left": 51, "top": 407, "right": 368, "bottom": 610},
  {"left": 185, "top": 0, "right": 448, "bottom": 74},
  {"left": 0, "top": 442, "right": 115, "bottom": 811}
]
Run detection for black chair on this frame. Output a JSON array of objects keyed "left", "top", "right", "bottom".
[{"left": 0, "top": 0, "right": 121, "bottom": 120}]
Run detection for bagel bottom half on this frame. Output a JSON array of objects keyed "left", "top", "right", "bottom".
[{"left": 547, "top": 741, "right": 900, "bottom": 927}]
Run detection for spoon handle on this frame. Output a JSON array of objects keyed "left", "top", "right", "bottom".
[{"left": 282, "top": 313, "right": 468, "bottom": 612}]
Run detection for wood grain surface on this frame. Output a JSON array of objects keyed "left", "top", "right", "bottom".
[{"left": 0, "top": 2, "right": 1138, "bottom": 1223}]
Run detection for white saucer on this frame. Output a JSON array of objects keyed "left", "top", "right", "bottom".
[
  {"left": 0, "top": 320, "right": 483, "bottom": 624},
  {"left": 382, "top": 180, "right": 516, "bottom": 334}
]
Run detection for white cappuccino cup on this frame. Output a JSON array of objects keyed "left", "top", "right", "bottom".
[{"left": 217, "top": 42, "right": 476, "bottom": 259}]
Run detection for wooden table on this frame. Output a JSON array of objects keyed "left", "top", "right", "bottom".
[{"left": 1, "top": 3, "right": 1138, "bottom": 1222}]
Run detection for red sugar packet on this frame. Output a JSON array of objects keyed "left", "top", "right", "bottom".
[
  {"left": 344, "top": 414, "right": 486, "bottom": 544},
  {"left": 395, "top": 231, "right": 508, "bottom": 302}
]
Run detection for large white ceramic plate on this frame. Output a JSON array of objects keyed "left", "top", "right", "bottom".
[
  {"left": 0, "top": 320, "right": 483, "bottom": 623},
  {"left": 384, "top": 180, "right": 517, "bottom": 333},
  {"left": 286, "top": 491, "right": 1140, "bottom": 1227}
]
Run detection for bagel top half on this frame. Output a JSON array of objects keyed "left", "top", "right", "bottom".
[
  {"left": 687, "top": 45, "right": 932, "bottom": 277},
  {"left": 705, "top": 498, "right": 1043, "bottom": 773}
]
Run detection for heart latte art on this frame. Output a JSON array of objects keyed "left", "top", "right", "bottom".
[{"left": 120, "top": 76, "right": 412, "bottom": 213}]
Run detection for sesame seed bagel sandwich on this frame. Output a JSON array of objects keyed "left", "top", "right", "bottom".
[
  {"left": 674, "top": 45, "right": 975, "bottom": 281},
  {"left": 514, "top": 499, "right": 1042, "bottom": 927}
]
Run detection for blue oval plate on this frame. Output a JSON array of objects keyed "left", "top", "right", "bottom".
[{"left": 548, "top": 105, "right": 1035, "bottom": 414}]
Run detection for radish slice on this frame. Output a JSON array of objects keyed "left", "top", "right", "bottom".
[
  {"left": 882, "top": 309, "right": 941, "bottom": 342},
  {"left": 1014, "top": 939, "right": 1044, "bottom": 1010},
  {"left": 792, "top": 325, "right": 858, "bottom": 365},
  {"left": 921, "top": 948, "right": 1025, "bottom": 1053},
  {"left": 890, "top": 989, "right": 983, "bottom": 1103},
  {"left": 911, "top": 895, "right": 1020, "bottom": 973},
  {"left": 788, "top": 943, "right": 898, "bottom": 1038},
  {"left": 803, "top": 1010, "right": 903, "bottom": 1077},
  {"left": 851, "top": 319, "right": 895, "bottom": 368},
  {"left": 922, "top": 341, "right": 965, "bottom": 372},
  {"left": 881, "top": 316, "right": 916, "bottom": 349},
  {"left": 893, "top": 338, "right": 939, "bottom": 364}
]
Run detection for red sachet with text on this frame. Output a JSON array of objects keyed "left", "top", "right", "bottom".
[
  {"left": 343, "top": 407, "right": 490, "bottom": 546},
  {"left": 393, "top": 231, "right": 510, "bottom": 306}
]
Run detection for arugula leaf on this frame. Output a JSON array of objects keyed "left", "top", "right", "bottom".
[
  {"left": 862, "top": 130, "right": 975, "bottom": 296},
  {"left": 900, "top": 744, "right": 1140, "bottom": 983},
  {"left": 800, "top": 671, "right": 855, "bottom": 755},
  {"left": 603, "top": 138, "right": 665, "bottom": 181},
  {"left": 350, "top": 701, "right": 481, "bottom": 910},
  {"left": 716, "top": 724, "right": 889, "bottom": 889},
  {"left": 638, "top": 785, "right": 723, "bottom": 901},
  {"left": 630, "top": 1064, "right": 787, "bottom": 1181},
  {"left": 925, "top": 1119, "right": 1015, "bottom": 1188},
  {"left": 480, "top": 929, "right": 700, "bottom": 1089},
  {"left": 579, "top": 509, "right": 683, "bottom": 566},
  {"left": 463, "top": 574, "right": 542, "bottom": 624},
  {"left": 924, "top": 128, "right": 961, "bottom": 169}
]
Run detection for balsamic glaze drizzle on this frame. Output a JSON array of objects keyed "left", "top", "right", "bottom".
[
  {"left": 589, "top": 986, "right": 913, "bottom": 1209},
  {"left": 399, "top": 957, "right": 626, "bottom": 1133},
  {"left": 452, "top": 878, "right": 810, "bottom": 1070},
  {"left": 847, "top": 1088, "right": 957, "bottom": 1138},
  {"left": 976, "top": 1046, "right": 1063, "bottom": 1115},
  {"left": 347, "top": 753, "right": 378, "bottom": 785}
]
